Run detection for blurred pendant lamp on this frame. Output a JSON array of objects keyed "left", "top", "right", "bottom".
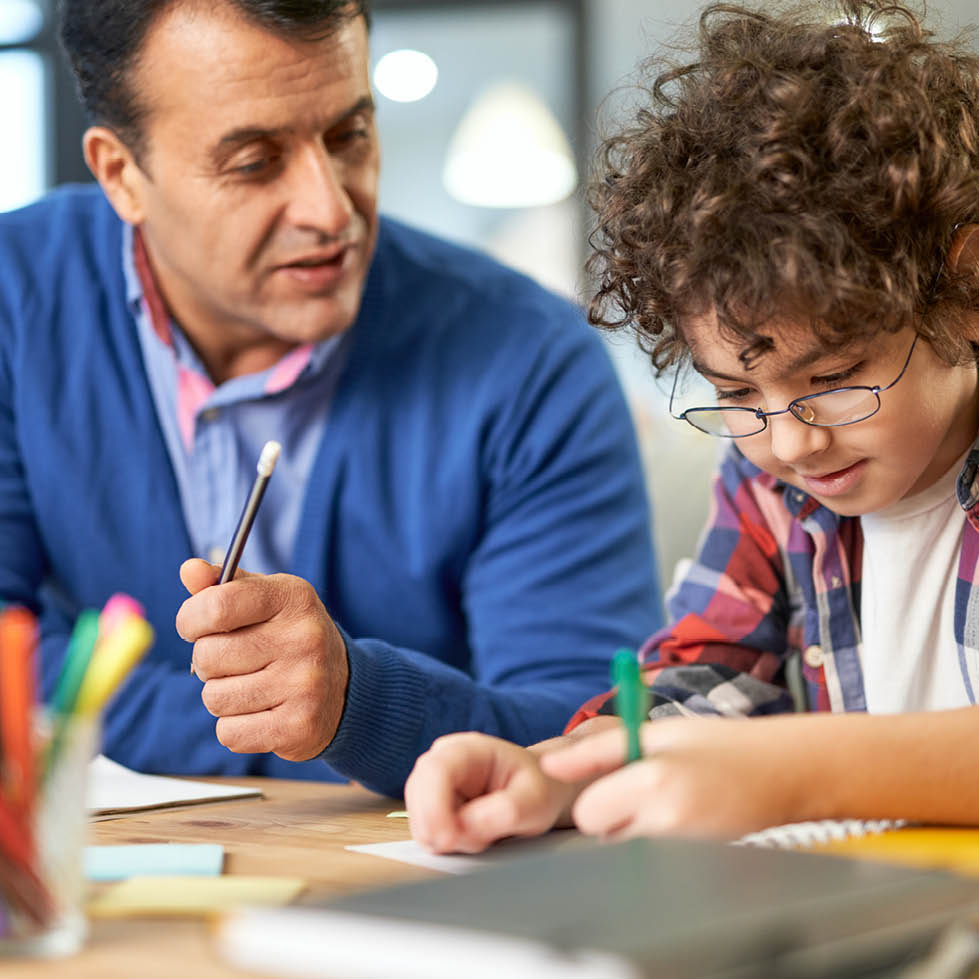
[{"left": 443, "top": 82, "right": 577, "bottom": 209}]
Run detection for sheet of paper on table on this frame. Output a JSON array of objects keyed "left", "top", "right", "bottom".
[
  {"left": 88, "top": 754, "right": 261, "bottom": 818},
  {"left": 346, "top": 828, "right": 589, "bottom": 874}
]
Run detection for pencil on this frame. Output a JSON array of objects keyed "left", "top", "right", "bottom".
[
  {"left": 190, "top": 441, "right": 281, "bottom": 677},
  {"left": 219, "top": 440, "right": 282, "bottom": 584}
]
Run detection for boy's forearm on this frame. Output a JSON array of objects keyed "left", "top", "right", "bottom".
[{"left": 779, "top": 707, "right": 979, "bottom": 824}]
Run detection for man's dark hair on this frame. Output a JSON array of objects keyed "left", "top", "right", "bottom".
[
  {"left": 59, "top": 0, "right": 371, "bottom": 162},
  {"left": 587, "top": 0, "right": 979, "bottom": 370}
]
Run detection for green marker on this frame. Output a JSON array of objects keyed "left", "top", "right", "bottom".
[
  {"left": 51, "top": 608, "right": 101, "bottom": 715},
  {"left": 44, "top": 608, "right": 101, "bottom": 779},
  {"left": 611, "top": 648, "right": 647, "bottom": 763}
]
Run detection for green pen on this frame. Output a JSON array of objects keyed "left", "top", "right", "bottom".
[{"left": 611, "top": 648, "right": 647, "bottom": 763}]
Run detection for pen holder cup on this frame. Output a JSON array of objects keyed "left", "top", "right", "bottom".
[{"left": 0, "top": 712, "right": 99, "bottom": 959}]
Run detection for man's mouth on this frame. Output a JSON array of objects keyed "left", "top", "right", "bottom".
[{"left": 279, "top": 247, "right": 348, "bottom": 270}]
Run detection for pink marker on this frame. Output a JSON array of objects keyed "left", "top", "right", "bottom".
[{"left": 99, "top": 593, "right": 146, "bottom": 639}]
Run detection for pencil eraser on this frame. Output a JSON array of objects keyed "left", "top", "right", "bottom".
[{"left": 257, "top": 441, "right": 282, "bottom": 477}]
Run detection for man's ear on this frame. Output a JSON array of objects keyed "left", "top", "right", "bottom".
[
  {"left": 83, "top": 125, "right": 148, "bottom": 225},
  {"left": 946, "top": 224, "right": 979, "bottom": 275}
]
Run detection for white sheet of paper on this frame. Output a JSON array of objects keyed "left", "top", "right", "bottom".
[
  {"left": 346, "top": 828, "right": 587, "bottom": 874},
  {"left": 87, "top": 754, "right": 261, "bottom": 817}
]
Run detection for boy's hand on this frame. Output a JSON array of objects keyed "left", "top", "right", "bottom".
[
  {"left": 541, "top": 716, "right": 803, "bottom": 839},
  {"left": 405, "top": 733, "right": 580, "bottom": 854},
  {"left": 176, "top": 558, "right": 349, "bottom": 762}
]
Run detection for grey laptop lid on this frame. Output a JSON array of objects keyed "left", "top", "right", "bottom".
[{"left": 324, "top": 835, "right": 979, "bottom": 978}]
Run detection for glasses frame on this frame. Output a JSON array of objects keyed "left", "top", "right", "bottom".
[{"left": 669, "top": 334, "right": 919, "bottom": 439}]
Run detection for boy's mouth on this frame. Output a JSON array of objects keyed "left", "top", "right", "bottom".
[{"left": 798, "top": 459, "right": 867, "bottom": 497}]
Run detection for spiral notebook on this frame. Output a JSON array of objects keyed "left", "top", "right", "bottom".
[{"left": 738, "top": 818, "right": 906, "bottom": 849}]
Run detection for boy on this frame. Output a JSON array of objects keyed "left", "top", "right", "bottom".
[{"left": 405, "top": 0, "right": 979, "bottom": 851}]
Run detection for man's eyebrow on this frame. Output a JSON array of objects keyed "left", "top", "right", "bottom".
[{"left": 210, "top": 95, "right": 376, "bottom": 161}]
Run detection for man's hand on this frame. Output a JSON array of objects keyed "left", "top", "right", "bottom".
[
  {"left": 405, "top": 732, "right": 582, "bottom": 855},
  {"left": 176, "top": 558, "right": 349, "bottom": 762}
]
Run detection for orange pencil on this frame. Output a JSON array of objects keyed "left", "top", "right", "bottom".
[{"left": 0, "top": 606, "right": 38, "bottom": 815}]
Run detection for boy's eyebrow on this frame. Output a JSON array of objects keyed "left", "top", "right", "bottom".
[
  {"left": 209, "top": 95, "right": 376, "bottom": 161},
  {"left": 690, "top": 359, "right": 745, "bottom": 382},
  {"left": 691, "top": 344, "right": 850, "bottom": 381}
]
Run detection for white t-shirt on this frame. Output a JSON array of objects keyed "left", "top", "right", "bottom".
[{"left": 859, "top": 454, "right": 968, "bottom": 713}]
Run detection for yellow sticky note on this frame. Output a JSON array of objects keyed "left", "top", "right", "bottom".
[
  {"left": 812, "top": 828, "right": 979, "bottom": 876},
  {"left": 87, "top": 875, "right": 305, "bottom": 917}
]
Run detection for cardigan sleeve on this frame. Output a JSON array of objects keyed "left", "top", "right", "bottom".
[{"left": 318, "top": 311, "right": 664, "bottom": 796}]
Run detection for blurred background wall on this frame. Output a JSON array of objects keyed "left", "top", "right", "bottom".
[{"left": 2, "top": 0, "right": 976, "bottom": 585}]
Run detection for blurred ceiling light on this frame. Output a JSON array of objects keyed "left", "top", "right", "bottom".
[
  {"left": 0, "top": 0, "right": 43, "bottom": 44},
  {"left": 443, "top": 83, "right": 577, "bottom": 209},
  {"left": 373, "top": 49, "right": 439, "bottom": 103}
]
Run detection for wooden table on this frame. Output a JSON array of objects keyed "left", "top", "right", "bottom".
[{"left": 14, "top": 779, "right": 438, "bottom": 979}]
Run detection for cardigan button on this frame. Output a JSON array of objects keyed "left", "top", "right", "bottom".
[{"left": 803, "top": 645, "right": 824, "bottom": 669}]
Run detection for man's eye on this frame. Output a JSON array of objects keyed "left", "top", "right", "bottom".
[
  {"left": 231, "top": 156, "right": 278, "bottom": 177},
  {"left": 328, "top": 128, "right": 370, "bottom": 149}
]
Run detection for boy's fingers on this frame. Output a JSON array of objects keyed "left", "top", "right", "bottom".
[
  {"left": 456, "top": 787, "right": 529, "bottom": 850},
  {"left": 405, "top": 765, "right": 465, "bottom": 853},
  {"left": 571, "top": 767, "right": 643, "bottom": 838},
  {"left": 539, "top": 726, "right": 628, "bottom": 782},
  {"left": 406, "top": 738, "right": 499, "bottom": 853}
]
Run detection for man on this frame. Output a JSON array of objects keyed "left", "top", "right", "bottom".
[{"left": 0, "top": 0, "right": 660, "bottom": 796}]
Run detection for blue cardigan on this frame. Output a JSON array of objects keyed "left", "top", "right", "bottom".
[{"left": 0, "top": 186, "right": 661, "bottom": 797}]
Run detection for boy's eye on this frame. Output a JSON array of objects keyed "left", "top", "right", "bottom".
[
  {"left": 715, "top": 387, "right": 755, "bottom": 402},
  {"left": 812, "top": 362, "right": 863, "bottom": 387}
]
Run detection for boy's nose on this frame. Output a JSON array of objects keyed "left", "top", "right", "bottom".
[{"left": 767, "top": 412, "right": 832, "bottom": 465}]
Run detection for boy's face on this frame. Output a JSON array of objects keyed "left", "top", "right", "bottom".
[{"left": 681, "top": 314, "right": 979, "bottom": 516}]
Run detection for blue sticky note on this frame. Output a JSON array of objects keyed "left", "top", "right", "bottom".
[{"left": 85, "top": 843, "right": 224, "bottom": 882}]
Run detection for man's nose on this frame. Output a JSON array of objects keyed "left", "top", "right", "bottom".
[
  {"left": 766, "top": 410, "right": 832, "bottom": 465},
  {"left": 284, "top": 145, "right": 354, "bottom": 236}
]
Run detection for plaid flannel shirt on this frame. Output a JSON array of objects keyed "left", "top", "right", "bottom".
[{"left": 568, "top": 439, "right": 979, "bottom": 728}]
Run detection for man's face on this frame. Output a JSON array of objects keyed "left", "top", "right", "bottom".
[
  {"left": 680, "top": 314, "right": 979, "bottom": 516},
  {"left": 122, "top": 4, "right": 379, "bottom": 368}
]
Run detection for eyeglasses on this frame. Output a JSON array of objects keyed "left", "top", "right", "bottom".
[{"left": 669, "top": 334, "right": 919, "bottom": 438}]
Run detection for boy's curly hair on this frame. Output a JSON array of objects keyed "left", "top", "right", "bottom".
[{"left": 587, "top": 0, "right": 979, "bottom": 370}]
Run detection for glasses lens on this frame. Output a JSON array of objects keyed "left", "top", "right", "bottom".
[
  {"left": 685, "top": 408, "right": 764, "bottom": 437},
  {"left": 792, "top": 388, "right": 879, "bottom": 426}
]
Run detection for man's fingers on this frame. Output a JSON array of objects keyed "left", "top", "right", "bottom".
[
  {"left": 539, "top": 725, "right": 629, "bottom": 783},
  {"left": 214, "top": 711, "right": 277, "bottom": 755},
  {"left": 200, "top": 671, "right": 280, "bottom": 717},
  {"left": 190, "top": 626, "right": 276, "bottom": 680},
  {"left": 176, "top": 574, "right": 284, "bottom": 641},
  {"left": 180, "top": 558, "right": 221, "bottom": 595}
]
